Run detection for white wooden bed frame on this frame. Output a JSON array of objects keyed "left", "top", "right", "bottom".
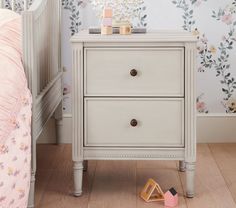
[{"left": 0, "top": 0, "right": 63, "bottom": 207}]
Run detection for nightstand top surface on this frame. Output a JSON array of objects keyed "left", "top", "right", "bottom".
[{"left": 71, "top": 30, "right": 197, "bottom": 43}]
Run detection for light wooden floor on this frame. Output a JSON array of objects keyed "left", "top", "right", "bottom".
[{"left": 35, "top": 144, "right": 236, "bottom": 208}]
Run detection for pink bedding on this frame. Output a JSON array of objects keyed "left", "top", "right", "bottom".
[{"left": 0, "top": 9, "right": 32, "bottom": 208}]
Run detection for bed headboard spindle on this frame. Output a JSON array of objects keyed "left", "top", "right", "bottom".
[
  {"left": 24, "top": 0, "right": 28, "bottom": 11},
  {"left": 11, "top": 0, "right": 15, "bottom": 11}
]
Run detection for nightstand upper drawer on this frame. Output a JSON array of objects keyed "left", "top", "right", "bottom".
[
  {"left": 84, "top": 48, "right": 184, "bottom": 96},
  {"left": 84, "top": 98, "right": 184, "bottom": 147}
]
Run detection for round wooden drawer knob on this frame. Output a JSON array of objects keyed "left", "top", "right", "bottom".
[
  {"left": 130, "top": 119, "right": 138, "bottom": 127},
  {"left": 130, "top": 69, "right": 138, "bottom": 77}
]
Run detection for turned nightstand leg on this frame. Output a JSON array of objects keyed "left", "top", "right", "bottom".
[
  {"left": 179, "top": 161, "right": 186, "bottom": 172},
  {"left": 185, "top": 162, "right": 196, "bottom": 198},
  {"left": 73, "top": 161, "right": 83, "bottom": 196}
]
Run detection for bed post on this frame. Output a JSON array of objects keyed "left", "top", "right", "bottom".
[
  {"left": 24, "top": 0, "right": 28, "bottom": 11},
  {"left": 28, "top": 138, "right": 37, "bottom": 208},
  {"left": 54, "top": 0, "right": 63, "bottom": 144},
  {"left": 54, "top": 101, "right": 63, "bottom": 144}
]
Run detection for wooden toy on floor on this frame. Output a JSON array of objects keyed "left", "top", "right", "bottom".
[
  {"left": 140, "top": 178, "right": 165, "bottom": 202},
  {"left": 164, "top": 187, "right": 178, "bottom": 207}
]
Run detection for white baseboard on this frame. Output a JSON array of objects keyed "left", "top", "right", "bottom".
[
  {"left": 197, "top": 114, "right": 236, "bottom": 143},
  {"left": 38, "top": 114, "right": 236, "bottom": 144}
]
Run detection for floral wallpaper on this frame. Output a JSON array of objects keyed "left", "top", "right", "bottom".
[
  {"left": 173, "top": 0, "right": 236, "bottom": 113},
  {"left": 3, "top": 0, "right": 236, "bottom": 114}
]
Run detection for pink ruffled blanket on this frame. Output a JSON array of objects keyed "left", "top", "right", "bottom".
[{"left": 0, "top": 9, "right": 32, "bottom": 208}]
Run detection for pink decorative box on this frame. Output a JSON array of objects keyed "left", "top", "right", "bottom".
[
  {"left": 103, "top": 7, "right": 112, "bottom": 18},
  {"left": 164, "top": 188, "right": 178, "bottom": 207},
  {"left": 102, "top": 18, "right": 112, "bottom": 27}
]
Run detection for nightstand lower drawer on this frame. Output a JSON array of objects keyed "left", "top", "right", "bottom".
[{"left": 84, "top": 98, "right": 184, "bottom": 147}]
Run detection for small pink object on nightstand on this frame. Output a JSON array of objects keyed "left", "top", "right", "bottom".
[
  {"left": 102, "top": 17, "right": 112, "bottom": 26},
  {"left": 103, "top": 7, "right": 112, "bottom": 18},
  {"left": 164, "top": 188, "right": 178, "bottom": 207}
]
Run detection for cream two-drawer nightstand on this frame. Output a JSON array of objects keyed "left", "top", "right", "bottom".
[{"left": 71, "top": 31, "right": 197, "bottom": 198}]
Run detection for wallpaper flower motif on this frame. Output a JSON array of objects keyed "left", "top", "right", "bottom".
[
  {"left": 173, "top": 0, "right": 236, "bottom": 113},
  {"left": 226, "top": 98, "right": 236, "bottom": 113},
  {"left": 196, "top": 94, "right": 209, "bottom": 113}
]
